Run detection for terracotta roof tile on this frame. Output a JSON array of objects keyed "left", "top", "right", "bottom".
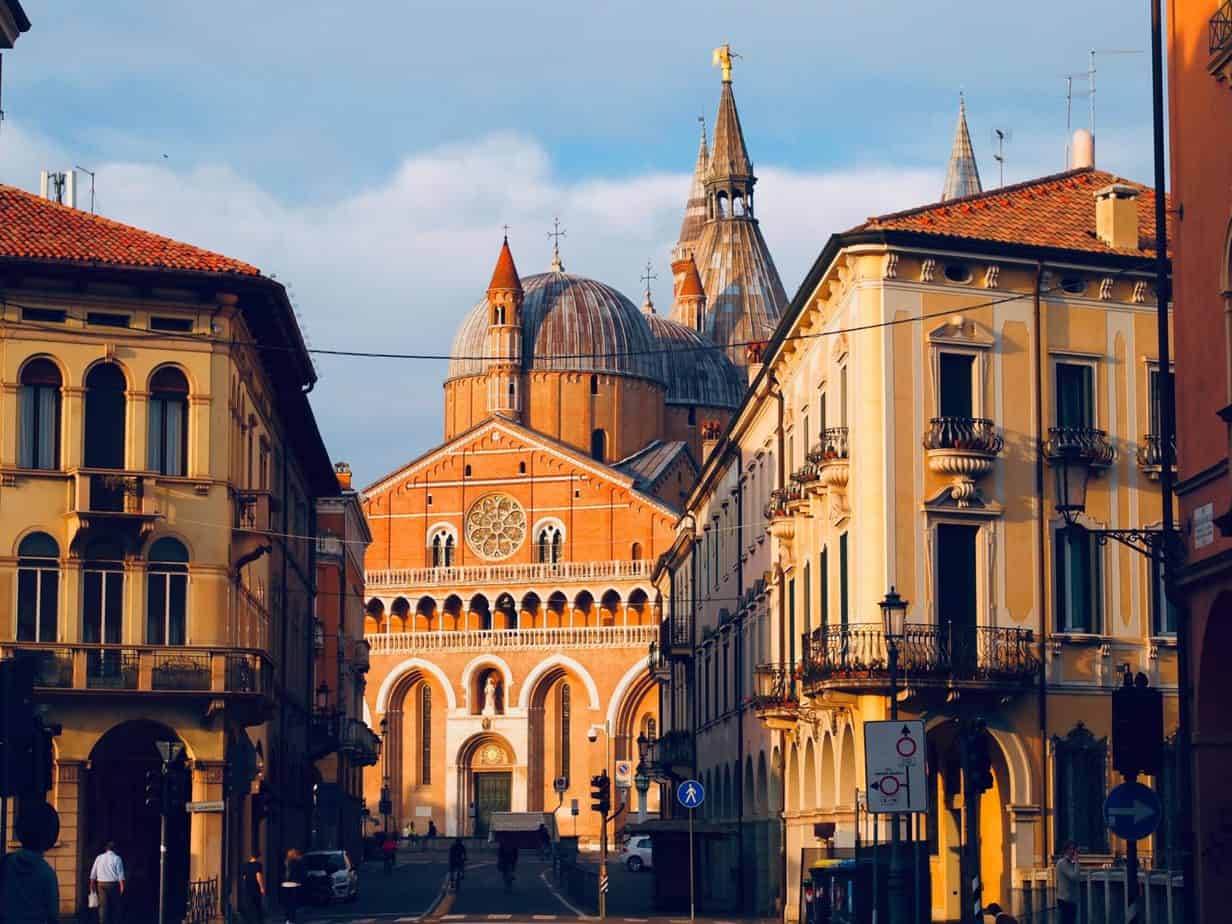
[
  {"left": 487, "top": 237, "right": 522, "bottom": 292},
  {"left": 854, "top": 167, "right": 1172, "bottom": 258},
  {"left": 0, "top": 183, "right": 260, "bottom": 276}
]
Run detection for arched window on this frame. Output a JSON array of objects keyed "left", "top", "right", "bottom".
[
  {"left": 537, "top": 524, "right": 564, "bottom": 564},
  {"left": 519, "top": 461, "right": 527, "bottom": 475},
  {"left": 18, "top": 359, "right": 61, "bottom": 470},
  {"left": 631, "top": 542, "right": 643, "bottom": 561},
  {"left": 17, "top": 532, "right": 59, "bottom": 642},
  {"left": 590, "top": 375, "right": 599, "bottom": 396},
  {"left": 420, "top": 684, "right": 432, "bottom": 785},
  {"left": 148, "top": 366, "right": 189, "bottom": 476},
  {"left": 558, "top": 682, "right": 572, "bottom": 783},
  {"left": 84, "top": 363, "right": 127, "bottom": 469},
  {"left": 430, "top": 528, "right": 456, "bottom": 568},
  {"left": 640, "top": 714, "right": 657, "bottom": 742},
  {"left": 591, "top": 429, "right": 607, "bottom": 462},
  {"left": 147, "top": 537, "right": 189, "bottom": 645}
]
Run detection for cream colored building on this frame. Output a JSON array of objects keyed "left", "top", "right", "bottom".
[
  {"left": 0, "top": 184, "right": 338, "bottom": 919},
  {"left": 653, "top": 154, "right": 1179, "bottom": 920}
]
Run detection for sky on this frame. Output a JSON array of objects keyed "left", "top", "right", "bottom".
[{"left": 0, "top": 1, "right": 1162, "bottom": 486}]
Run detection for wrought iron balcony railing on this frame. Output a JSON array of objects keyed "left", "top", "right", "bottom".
[
  {"left": 340, "top": 717, "right": 381, "bottom": 766},
  {"left": 648, "top": 729, "right": 693, "bottom": 775},
  {"left": 809, "top": 427, "right": 850, "bottom": 463},
  {"left": 922, "top": 417, "right": 1004, "bottom": 455},
  {"left": 1042, "top": 426, "right": 1116, "bottom": 468},
  {"left": 1212, "top": 0, "right": 1232, "bottom": 58},
  {"left": 0, "top": 643, "right": 272, "bottom": 698},
  {"left": 801, "top": 623, "right": 1038, "bottom": 693},
  {"left": 1136, "top": 433, "right": 1176, "bottom": 480}
]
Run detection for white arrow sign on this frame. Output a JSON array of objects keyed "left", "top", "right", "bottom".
[{"left": 1107, "top": 801, "right": 1157, "bottom": 825}]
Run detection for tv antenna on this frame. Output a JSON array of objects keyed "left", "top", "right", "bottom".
[
  {"left": 991, "top": 128, "right": 1012, "bottom": 188},
  {"left": 74, "top": 166, "right": 96, "bottom": 214}
]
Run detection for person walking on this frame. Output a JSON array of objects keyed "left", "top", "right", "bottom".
[
  {"left": 496, "top": 839, "right": 518, "bottom": 893},
  {"left": 447, "top": 838, "right": 466, "bottom": 891},
  {"left": 88, "top": 841, "right": 125, "bottom": 924},
  {"left": 382, "top": 833, "right": 397, "bottom": 875},
  {"left": 238, "top": 851, "right": 266, "bottom": 924},
  {"left": 279, "top": 848, "right": 303, "bottom": 924},
  {"left": 1055, "top": 841, "right": 1081, "bottom": 924},
  {"left": 0, "top": 800, "right": 61, "bottom": 923},
  {"left": 427, "top": 820, "right": 438, "bottom": 841}
]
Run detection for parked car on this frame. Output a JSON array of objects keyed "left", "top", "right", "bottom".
[
  {"left": 301, "top": 850, "right": 359, "bottom": 904},
  {"left": 619, "top": 836, "right": 653, "bottom": 872}
]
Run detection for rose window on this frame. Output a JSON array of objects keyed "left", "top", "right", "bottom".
[{"left": 465, "top": 493, "right": 527, "bottom": 560}]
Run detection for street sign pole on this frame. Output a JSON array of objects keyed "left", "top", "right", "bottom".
[
  {"left": 676, "top": 780, "right": 705, "bottom": 924},
  {"left": 688, "top": 804, "right": 695, "bottom": 924}
]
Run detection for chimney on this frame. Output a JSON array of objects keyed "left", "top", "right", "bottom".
[
  {"left": 1094, "top": 184, "right": 1140, "bottom": 250},
  {"left": 334, "top": 461, "right": 353, "bottom": 491},
  {"left": 745, "top": 340, "right": 766, "bottom": 386},
  {"left": 1070, "top": 129, "right": 1094, "bottom": 169},
  {"left": 700, "top": 419, "right": 722, "bottom": 463}
]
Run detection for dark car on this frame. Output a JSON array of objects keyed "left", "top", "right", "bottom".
[{"left": 300, "top": 850, "right": 359, "bottom": 904}]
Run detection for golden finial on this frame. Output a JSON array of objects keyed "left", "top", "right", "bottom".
[{"left": 712, "top": 43, "right": 740, "bottom": 82}]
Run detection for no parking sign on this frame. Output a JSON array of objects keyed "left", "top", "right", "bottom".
[{"left": 863, "top": 719, "right": 927, "bottom": 814}]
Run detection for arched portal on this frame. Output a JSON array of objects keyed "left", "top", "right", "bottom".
[
  {"left": 83, "top": 721, "right": 190, "bottom": 921},
  {"left": 524, "top": 664, "right": 584, "bottom": 812},
  {"left": 384, "top": 665, "right": 449, "bottom": 833},
  {"left": 456, "top": 733, "right": 516, "bottom": 837}
]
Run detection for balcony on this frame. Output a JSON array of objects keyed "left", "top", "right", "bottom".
[
  {"left": 340, "top": 718, "right": 381, "bottom": 766},
  {"left": 812, "top": 428, "right": 850, "bottom": 491},
  {"left": 1212, "top": 0, "right": 1232, "bottom": 82},
  {"left": 764, "top": 487, "right": 798, "bottom": 553},
  {"left": 647, "top": 640, "right": 671, "bottom": 681},
  {"left": 800, "top": 623, "right": 1038, "bottom": 696},
  {"left": 366, "top": 623, "right": 658, "bottom": 656},
  {"left": 662, "top": 610, "right": 692, "bottom": 657},
  {"left": 69, "top": 471, "right": 160, "bottom": 553},
  {"left": 750, "top": 664, "right": 803, "bottom": 731},
  {"left": 366, "top": 558, "right": 654, "bottom": 590},
  {"left": 349, "top": 638, "right": 371, "bottom": 673},
  {"left": 647, "top": 729, "right": 693, "bottom": 779},
  {"left": 309, "top": 709, "right": 341, "bottom": 760},
  {"left": 1043, "top": 426, "right": 1116, "bottom": 469},
  {"left": 923, "top": 417, "right": 1004, "bottom": 507},
  {"left": 791, "top": 460, "right": 823, "bottom": 499},
  {"left": 0, "top": 644, "right": 273, "bottom": 719},
  {"left": 1136, "top": 433, "right": 1176, "bottom": 482}
]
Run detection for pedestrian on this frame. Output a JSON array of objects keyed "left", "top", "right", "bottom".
[
  {"left": 280, "top": 848, "right": 303, "bottom": 924},
  {"left": 0, "top": 799, "right": 60, "bottom": 923},
  {"left": 983, "top": 902, "right": 1019, "bottom": 924},
  {"left": 239, "top": 850, "right": 266, "bottom": 924},
  {"left": 88, "top": 840, "right": 125, "bottom": 924},
  {"left": 448, "top": 838, "right": 466, "bottom": 891},
  {"left": 496, "top": 839, "right": 518, "bottom": 893},
  {"left": 427, "top": 820, "right": 438, "bottom": 841},
  {"left": 382, "top": 832, "right": 397, "bottom": 875},
  {"left": 1055, "top": 840, "right": 1081, "bottom": 924},
  {"left": 408, "top": 821, "right": 418, "bottom": 849},
  {"left": 536, "top": 823, "right": 551, "bottom": 861}
]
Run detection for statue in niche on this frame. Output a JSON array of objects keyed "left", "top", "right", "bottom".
[{"left": 481, "top": 675, "right": 501, "bottom": 716}]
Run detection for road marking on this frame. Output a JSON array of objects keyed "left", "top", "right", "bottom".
[
  {"left": 539, "top": 869, "right": 588, "bottom": 918},
  {"left": 489, "top": 916, "right": 513, "bottom": 920},
  {"left": 396, "top": 918, "right": 422, "bottom": 922},
  {"left": 533, "top": 916, "right": 559, "bottom": 920},
  {"left": 443, "top": 915, "right": 466, "bottom": 920}
]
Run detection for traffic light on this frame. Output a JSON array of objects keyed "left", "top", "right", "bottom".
[
  {"left": 0, "top": 658, "right": 37, "bottom": 798},
  {"left": 590, "top": 772, "right": 610, "bottom": 815},
  {"left": 966, "top": 720, "right": 994, "bottom": 795},
  {"left": 145, "top": 769, "right": 164, "bottom": 811},
  {"left": 166, "top": 764, "right": 191, "bottom": 810},
  {"left": 1113, "top": 671, "right": 1164, "bottom": 778}
]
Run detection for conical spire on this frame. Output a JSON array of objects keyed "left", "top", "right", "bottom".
[
  {"left": 941, "top": 93, "right": 982, "bottom": 201},
  {"left": 674, "top": 117, "right": 710, "bottom": 259},
  {"left": 487, "top": 235, "right": 522, "bottom": 294},
  {"left": 709, "top": 78, "right": 754, "bottom": 183}
]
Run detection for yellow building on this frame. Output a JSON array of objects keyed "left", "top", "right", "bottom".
[
  {"left": 653, "top": 149, "right": 1179, "bottom": 920},
  {"left": 0, "top": 184, "right": 338, "bottom": 919}
]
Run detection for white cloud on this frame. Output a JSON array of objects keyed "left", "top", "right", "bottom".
[{"left": 0, "top": 124, "right": 939, "bottom": 486}]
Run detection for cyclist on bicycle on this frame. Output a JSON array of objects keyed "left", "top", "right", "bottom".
[{"left": 448, "top": 838, "right": 467, "bottom": 891}]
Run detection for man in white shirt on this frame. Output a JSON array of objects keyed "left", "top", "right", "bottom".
[{"left": 89, "top": 841, "right": 125, "bottom": 924}]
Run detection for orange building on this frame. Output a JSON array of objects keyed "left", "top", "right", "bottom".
[{"left": 1168, "top": 4, "right": 1232, "bottom": 919}]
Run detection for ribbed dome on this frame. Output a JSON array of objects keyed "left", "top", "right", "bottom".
[
  {"left": 645, "top": 312, "right": 745, "bottom": 409},
  {"left": 448, "top": 272, "right": 664, "bottom": 385}
]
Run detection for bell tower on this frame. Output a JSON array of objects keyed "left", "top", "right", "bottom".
[
  {"left": 485, "top": 235, "right": 524, "bottom": 420},
  {"left": 670, "top": 253, "right": 707, "bottom": 332}
]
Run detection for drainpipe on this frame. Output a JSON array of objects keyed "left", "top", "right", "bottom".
[
  {"left": 771, "top": 372, "right": 787, "bottom": 917},
  {"left": 1032, "top": 260, "right": 1050, "bottom": 866},
  {"left": 735, "top": 446, "right": 746, "bottom": 914}
]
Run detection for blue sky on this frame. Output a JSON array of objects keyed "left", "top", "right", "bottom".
[{"left": 0, "top": 1, "right": 1161, "bottom": 484}]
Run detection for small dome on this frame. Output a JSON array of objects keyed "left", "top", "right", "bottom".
[
  {"left": 448, "top": 272, "right": 664, "bottom": 385},
  {"left": 645, "top": 312, "right": 744, "bottom": 409}
]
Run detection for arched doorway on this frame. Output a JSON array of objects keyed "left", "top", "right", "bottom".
[
  {"left": 925, "top": 720, "right": 1012, "bottom": 918},
  {"left": 457, "top": 734, "right": 515, "bottom": 837},
  {"left": 83, "top": 721, "right": 190, "bottom": 921},
  {"left": 525, "top": 666, "right": 579, "bottom": 812}
]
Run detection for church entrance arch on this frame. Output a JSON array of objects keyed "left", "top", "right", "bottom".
[
  {"left": 457, "top": 733, "right": 515, "bottom": 838},
  {"left": 82, "top": 720, "right": 190, "bottom": 922}
]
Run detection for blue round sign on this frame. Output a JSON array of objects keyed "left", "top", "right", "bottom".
[
  {"left": 676, "top": 779, "right": 705, "bottom": 809},
  {"left": 1104, "top": 781, "right": 1162, "bottom": 841}
]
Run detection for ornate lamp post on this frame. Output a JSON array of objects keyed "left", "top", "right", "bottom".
[
  {"left": 379, "top": 717, "right": 391, "bottom": 837},
  {"left": 635, "top": 733, "right": 651, "bottom": 820},
  {"left": 879, "top": 587, "right": 909, "bottom": 924}
]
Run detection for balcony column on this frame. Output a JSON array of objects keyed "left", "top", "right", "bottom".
[
  {"left": 123, "top": 558, "right": 144, "bottom": 645},
  {"left": 189, "top": 760, "right": 225, "bottom": 883},
  {"left": 61, "top": 385, "right": 85, "bottom": 470},
  {"left": 0, "top": 381, "right": 17, "bottom": 467},
  {"left": 61, "top": 559, "right": 83, "bottom": 643}
]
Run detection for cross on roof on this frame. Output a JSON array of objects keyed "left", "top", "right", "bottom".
[
  {"left": 547, "top": 217, "right": 567, "bottom": 271},
  {"left": 641, "top": 260, "right": 657, "bottom": 294},
  {"left": 502, "top": 223, "right": 511, "bottom": 240}
]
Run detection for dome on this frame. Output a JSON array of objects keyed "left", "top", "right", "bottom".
[
  {"left": 645, "top": 312, "right": 745, "bottom": 409},
  {"left": 447, "top": 272, "right": 664, "bottom": 385}
]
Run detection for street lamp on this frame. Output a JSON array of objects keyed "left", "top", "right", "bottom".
[
  {"left": 878, "top": 587, "right": 910, "bottom": 924},
  {"left": 379, "top": 717, "right": 391, "bottom": 837},
  {"left": 634, "top": 732, "right": 651, "bottom": 820}
]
